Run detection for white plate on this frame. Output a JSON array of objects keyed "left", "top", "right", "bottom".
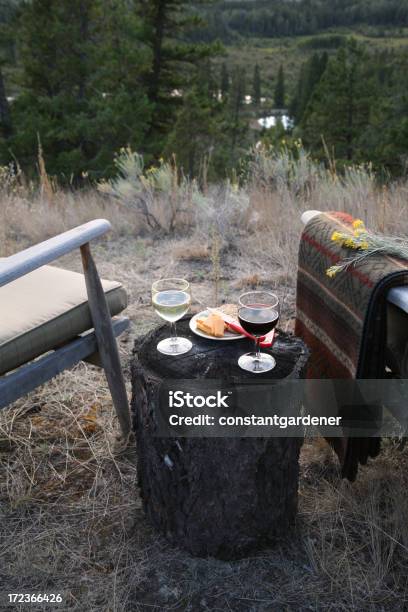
[{"left": 189, "top": 311, "right": 245, "bottom": 341}]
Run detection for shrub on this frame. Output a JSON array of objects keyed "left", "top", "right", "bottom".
[
  {"left": 99, "top": 148, "right": 251, "bottom": 241},
  {"left": 98, "top": 148, "right": 194, "bottom": 234}
]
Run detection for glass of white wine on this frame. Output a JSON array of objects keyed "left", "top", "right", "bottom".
[{"left": 152, "top": 278, "right": 193, "bottom": 355}]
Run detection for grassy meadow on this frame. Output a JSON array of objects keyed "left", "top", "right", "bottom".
[{"left": 1, "top": 149, "right": 408, "bottom": 610}]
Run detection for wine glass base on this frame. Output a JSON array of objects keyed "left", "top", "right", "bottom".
[
  {"left": 157, "top": 337, "right": 192, "bottom": 356},
  {"left": 238, "top": 352, "right": 276, "bottom": 373}
]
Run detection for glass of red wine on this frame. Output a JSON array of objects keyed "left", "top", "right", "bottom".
[{"left": 238, "top": 291, "right": 280, "bottom": 373}]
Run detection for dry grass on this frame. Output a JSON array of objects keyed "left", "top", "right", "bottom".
[
  {"left": 1, "top": 152, "right": 408, "bottom": 610},
  {"left": 171, "top": 241, "right": 210, "bottom": 262},
  {"left": 0, "top": 365, "right": 139, "bottom": 611},
  {"left": 0, "top": 189, "right": 141, "bottom": 256}
]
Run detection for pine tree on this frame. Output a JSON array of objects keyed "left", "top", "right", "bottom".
[
  {"left": 0, "top": 65, "right": 12, "bottom": 139},
  {"left": 364, "top": 54, "right": 408, "bottom": 174},
  {"left": 301, "top": 40, "right": 374, "bottom": 162},
  {"left": 274, "top": 65, "right": 285, "bottom": 108},
  {"left": 138, "top": 0, "right": 219, "bottom": 155},
  {"left": 220, "top": 62, "right": 230, "bottom": 98},
  {"left": 290, "top": 52, "right": 328, "bottom": 124},
  {"left": 9, "top": 0, "right": 95, "bottom": 175},
  {"left": 228, "top": 67, "right": 248, "bottom": 164},
  {"left": 252, "top": 64, "right": 261, "bottom": 106},
  {"left": 84, "top": 0, "right": 152, "bottom": 171},
  {"left": 289, "top": 64, "right": 305, "bottom": 122},
  {"left": 0, "top": 2, "right": 20, "bottom": 161},
  {"left": 200, "top": 58, "right": 218, "bottom": 100},
  {"left": 19, "top": 0, "right": 93, "bottom": 99},
  {"left": 165, "top": 84, "right": 217, "bottom": 179},
  {"left": 11, "top": 0, "right": 151, "bottom": 177}
]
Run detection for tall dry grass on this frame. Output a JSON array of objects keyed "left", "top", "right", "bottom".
[
  {"left": 2, "top": 146, "right": 407, "bottom": 259},
  {"left": 246, "top": 148, "right": 408, "bottom": 278}
]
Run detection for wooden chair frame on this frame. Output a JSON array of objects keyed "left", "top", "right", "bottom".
[{"left": 0, "top": 219, "right": 131, "bottom": 437}]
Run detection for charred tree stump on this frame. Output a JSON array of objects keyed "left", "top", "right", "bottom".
[{"left": 131, "top": 318, "right": 309, "bottom": 559}]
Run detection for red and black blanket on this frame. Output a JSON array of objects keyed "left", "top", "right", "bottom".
[{"left": 295, "top": 211, "right": 408, "bottom": 480}]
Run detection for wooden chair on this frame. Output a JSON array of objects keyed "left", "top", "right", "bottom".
[{"left": 0, "top": 219, "right": 131, "bottom": 437}]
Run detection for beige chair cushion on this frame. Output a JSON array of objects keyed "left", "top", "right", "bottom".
[{"left": 0, "top": 265, "right": 128, "bottom": 375}]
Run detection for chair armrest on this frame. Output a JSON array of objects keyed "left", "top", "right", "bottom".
[
  {"left": 0, "top": 219, "right": 111, "bottom": 288},
  {"left": 301, "top": 210, "right": 322, "bottom": 225}
]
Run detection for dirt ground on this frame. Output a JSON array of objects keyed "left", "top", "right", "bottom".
[{"left": 1, "top": 235, "right": 408, "bottom": 612}]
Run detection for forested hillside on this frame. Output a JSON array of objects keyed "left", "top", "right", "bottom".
[
  {"left": 194, "top": 0, "right": 408, "bottom": 41},
  {"left": 0, "top": 0, "right": 408, "bottom": 181}
]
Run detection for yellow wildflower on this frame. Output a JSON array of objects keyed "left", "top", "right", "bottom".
[
  {"left": 359, "top": 241, "right": 369, "bottom": 250},
  {"left": 352, "top": 219, "right": 365, "bottom": 230},
  {"left": 331, "top": 231, "right": 343, "bottom": 242},
  {"left": 343, "top": 238, "right": 358, "bottom": 249},
  {"left": 326, "top": 266, "right": 341, "bottom": 278},
  {"left": 353, "top": 228, "right": 366, "bottom": 237}
]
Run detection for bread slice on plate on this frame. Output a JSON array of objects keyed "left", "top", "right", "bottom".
[
  {"left": 196, "top": 313, "right": 225, "bottom": 337},
  {"left": 195, "top": 304, "right": 240, "bottom": 338}
]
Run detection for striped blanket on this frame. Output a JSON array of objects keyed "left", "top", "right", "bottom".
[{"left": 295, "top": 211, "right": 408, "bottom": 481}]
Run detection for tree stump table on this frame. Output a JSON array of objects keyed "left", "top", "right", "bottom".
[{"left": 131, "top": 317, "right": 309, "bottom": 559}]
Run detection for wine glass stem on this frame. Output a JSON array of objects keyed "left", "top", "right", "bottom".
[
  {"left": 254, "top": 337, "right": 261, "bottom": 369},
  {"left": 171, "top": 322, "right": 178, "bottom": 349}
]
